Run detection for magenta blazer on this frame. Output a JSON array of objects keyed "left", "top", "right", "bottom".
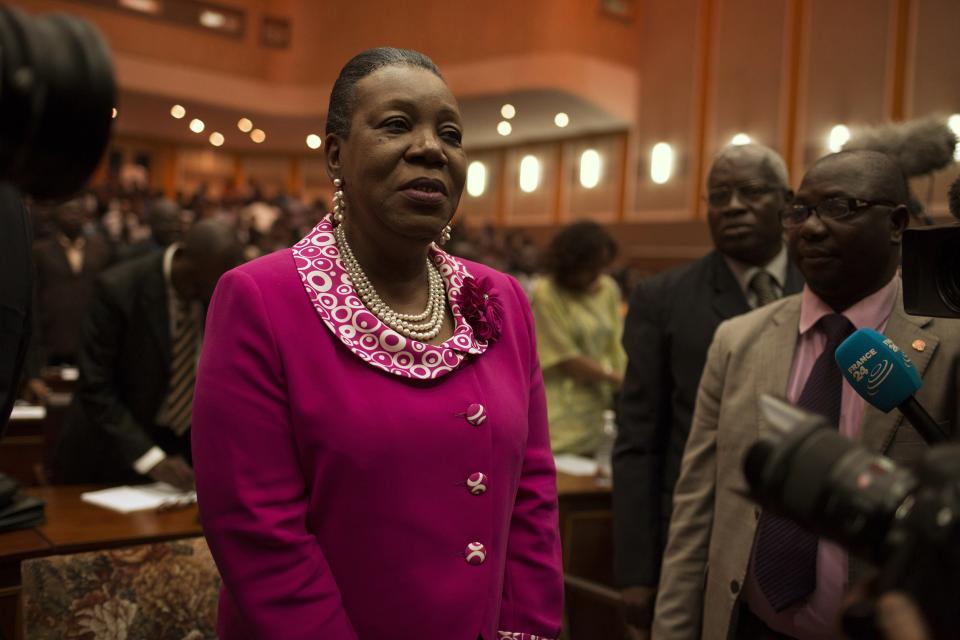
[{"left": 192, "top": 232, "right": 563, "bottom": 640}]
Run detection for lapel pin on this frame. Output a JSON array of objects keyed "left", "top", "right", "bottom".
[{"left": 911, "top": 339, "right": 926, "bottom": 352}]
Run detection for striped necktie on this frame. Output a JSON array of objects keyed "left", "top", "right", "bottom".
[
  {"left": 752, "top": 313, "right": 855, "bottom": 611},
  {"left": 160, "top": 299, "right": 199, "bottom": 436},
  {"left": 750, "top": 270, "right": 779, "bottom": 307}
]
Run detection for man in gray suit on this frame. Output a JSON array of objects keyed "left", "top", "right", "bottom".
[
  {"left": 653, "top": 150, "right": 960, "bottom": 639},
  {"left": 614, "top": 144, "right": 803, "bottom": 638}
]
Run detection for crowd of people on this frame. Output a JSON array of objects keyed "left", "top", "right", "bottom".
[{"left": 15, "top": 45, "right": 954, "bottom": 640}]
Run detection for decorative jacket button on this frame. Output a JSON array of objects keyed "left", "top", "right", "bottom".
[
  {"left": 467, "top": 472, "right": 488, "bottom": 495},
  {"left": 465, "top": 542, "right": 487, "bottom": 565},
  {"left": 466, "top": 403, "right": 487, "bottom": 426}
]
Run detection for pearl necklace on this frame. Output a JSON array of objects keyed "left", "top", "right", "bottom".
[{"left": 334, "top": 224, "right": 447, "bottom": 341}]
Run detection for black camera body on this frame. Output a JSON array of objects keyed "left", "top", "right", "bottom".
[{"left": 902, "top": 225, "right": 960, "bottom": 319}]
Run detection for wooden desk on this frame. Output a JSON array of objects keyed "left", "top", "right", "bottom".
[{"left": 0, "top": 486, "right": 201, "bottom": 639}]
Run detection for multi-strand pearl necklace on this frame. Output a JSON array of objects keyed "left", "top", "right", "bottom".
[{"left": 334, "top": 224, "right": 447, "bottom": 341}]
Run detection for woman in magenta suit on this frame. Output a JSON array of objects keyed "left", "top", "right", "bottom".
[{"left": 192, "top": 48, "right": 563, "bottom": 640}]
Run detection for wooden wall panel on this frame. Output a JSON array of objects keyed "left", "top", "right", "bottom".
[
  {"left": 458, "top": 149, "right": 502, "bottom": 227},
  {"left": 562, "top": 134, "right": 623, "bottom": 224},
  {"left": 503, "top": 143, "right": 560, "bottom": 226},
  {"left": 794, "top": 0, "right": 894, "bottom": 171},
  {"left": 705, "top": 0, "right": 790, "bottom": 171},
  {"left": 628, "top": 0, "right": 700, "bottom": 221}
]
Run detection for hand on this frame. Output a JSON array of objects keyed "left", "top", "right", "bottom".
[
  {"left": 148, "top": 455, "right": 195, "bottom": 492},
  {"left": 875, "top": 592, "right": 930, "bottom": 640},
  {"left": 622, "top": 585, "right": 657, "bottom": 636},
  {"left": 24, "top": 378, "right": 52, "bottom": 404}
]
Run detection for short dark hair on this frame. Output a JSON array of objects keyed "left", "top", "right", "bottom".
[
  {"left": 543, "top": 221, "right": 617, "bottom": 289},
  {"left": 325, "top": 47, "right": 442, "bottom": 139}
]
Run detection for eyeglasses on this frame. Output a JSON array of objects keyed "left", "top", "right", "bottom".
[
  {"left": 705, "top": 184, "right": 782, "bottom": 208},
  {"left": 781, "top": 198, "right": 898, "bottom": 228}
]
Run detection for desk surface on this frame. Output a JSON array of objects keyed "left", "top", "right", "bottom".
[
  {"left": 26, "top": 485, "right": 201, "bottom": 552},
  {"left": 556, "top": 472, "right": 612, "bottom": 496}
]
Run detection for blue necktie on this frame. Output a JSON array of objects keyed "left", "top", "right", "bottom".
[{"left": 752, "top": 313, "right": 855, "bottom": 611}]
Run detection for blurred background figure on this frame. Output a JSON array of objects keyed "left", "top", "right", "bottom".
[
  {"left": 116, "top": 198, "right": 184, "bottom": 261},
  {"left": 31, "top": 197, "right": 113, "bottom": 368},
  {"left": 53, "top": 220, "right": 241, "bottom": 490},
  {"left": 531, "top": 220, "right": 626, "bottom": 456}
]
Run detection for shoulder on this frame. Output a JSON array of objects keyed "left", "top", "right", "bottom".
[
  {"left": 223, "top": 248, "right": 299, "bottom": 294},
  {"left": 714, "top": 293, "right": 800, "bottom": 347},
  {"left": 99, "top": 251, "right": 161, "bottom": 289},
  {"left": 634, "top": 251, "right": 718, "bottom": 299}
]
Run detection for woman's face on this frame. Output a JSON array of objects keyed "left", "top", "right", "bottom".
[{"left": 327, "top": 65, "right": 467, "bottom": 244}]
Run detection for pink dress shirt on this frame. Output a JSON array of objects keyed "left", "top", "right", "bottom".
[
  {"left": 742, "top": 276, "right": 900, "bottom": 639},
  {"left": 192, "top": 218, "right": 563, "bottom": 640}
]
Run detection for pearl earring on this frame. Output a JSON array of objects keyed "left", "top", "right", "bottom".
[
  {"left": 439, "top": 224, "right": 452, "bottom": 245},
  {"left": 332, "top": 178, "right": 345, "bottom": 224}
]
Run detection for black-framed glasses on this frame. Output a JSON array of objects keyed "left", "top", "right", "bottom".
[
  {"left": 705, "top": 184, "right": 782, "bottom": 208},
  {"left": 781, "top": 198, "right": 898, "bottom": 228}
]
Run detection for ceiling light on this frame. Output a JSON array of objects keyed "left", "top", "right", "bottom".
[
  {"left": 730, "top": 133, "right": 751, "bottom": 145},
  {"left": 579, "top": 149, "right": 602, "bottom": 189},
  {"left": 170, "top": 105, "right": 186, "bottom": 119},
  {"left": 209, "top": 132, "right": 225, "bottom": 147},
  {"left": 119, "top": 0, "right": 161, "bottom": 14},
  {"left": 828, "top": 124, "right": 850, "bottom": 153},
  {"left": 189, "top": 118, "right": 205, "bottom": 133},
  {"left": 554, "top": 112, "right": 570, "bottom": 128},
  {"left": 250, "top": 128, "right": 266, "bottom": 144},
  {"left": 650, "top": 142, "right": 673, "bottom": 184},
  {"left": 237, "top": 117, "right": 253, "bottom": 133},
  {"left": 111, "top": 107, "right": 118, "bottom": 119},
  {"left": 306, "top": 134, "right": 322, "bottom": 149},
  {"left": 519, "top": 155, "right": 540, "bottom": 193},
  {"left": 467, "top": 161, "right": 487, "bottom": 197},
  {"left": 497, "top": 121, "right": 512, "bottom": 136},
  {"left": 500, "top": 104, "right": 516, "bottom": 119},
  {"left": 199, "top": 10, "right": 226, "bottom": 28}
]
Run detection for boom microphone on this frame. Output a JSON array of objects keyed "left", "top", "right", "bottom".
[
  {"left": 834, "top": 328, "right": 946, "bottom": 444},
  {"left": 843, "top": 116, "right": 957, "bottom": 178}
]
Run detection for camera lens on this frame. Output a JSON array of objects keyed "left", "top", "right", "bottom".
[
  {"left": 746, "top": 422, "right": 918, "bottom": 562},
  {"left": 0, "top": 7, "right": 115, "bottom": 199}
]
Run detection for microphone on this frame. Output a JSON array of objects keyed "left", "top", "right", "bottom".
[{"left": 834, "top": 328, "right": 947, "bottom": 444}]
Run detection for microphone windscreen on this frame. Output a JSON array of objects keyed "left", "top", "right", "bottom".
[
  {"left": 949, "top": 175, "right": 960, "bottom": 220},
  {"left": 834, "top": 328, "right": 922, "bottom": 412}
]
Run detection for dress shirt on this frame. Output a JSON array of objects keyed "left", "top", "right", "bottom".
[
  {"left": 742, "top": 275, "right": 900, "bottom": 639},
  {"left": 58, "top": 234, "right": 86, "bottom": 275},
  {"left": 723, "top": 245, "right": 789, "bottom": 309}
]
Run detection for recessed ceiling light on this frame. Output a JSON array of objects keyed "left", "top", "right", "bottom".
[
  {"left": 209, "top": 132, "right": 225, "bottom": 147},
  {"left": 250, "top": 128, "right": 266, "bottom": 143},
  {"left": 189, "top": 118, "right": 205, "bottom": 133},
  {"left": 170, "top": 105, "right": 186, "bottom": 119},
  {"left": 497, "top": 121, "right": 512, "bottom": 136},
  {"left": 306, "top": 134, "right": 322, "bottom": 149},
  {"left": 554, "top": 112, "right": 570, "bottom": 128},
  {"left": 237, "top": 118, "right": 253, "bottom": 133},
  {"left": 500, "top": 104, "right": 516, "bottom": 119}
]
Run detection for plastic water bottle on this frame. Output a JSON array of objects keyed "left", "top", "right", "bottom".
[{"left": 595, "top": 409, "right": 617, "bottom": 483}]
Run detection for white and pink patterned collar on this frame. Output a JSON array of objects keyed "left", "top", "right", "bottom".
[{"left": 292, "top": 215, "right": 489, "bottom": 380}]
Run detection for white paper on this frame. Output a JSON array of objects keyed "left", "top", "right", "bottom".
[
  {"left": 553, "top": 454, "right": 599, "bottom": 477},
  {"left": 10, "top": 405, "right": 46, "bottom": 420},
  {"left": 81, "top": 483, "right": 194, "bottom": 514}
]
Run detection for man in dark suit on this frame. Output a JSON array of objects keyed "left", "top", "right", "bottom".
[
  {"left": 116, "top": 198, "right": 185, "bottom": 262},
  {"left": 54, "top": 220, "right": 240, "bottom": 490},
  {"left": 613, "top": 143, "right": 803, "bottom": 638},
  {"left": 32, "top": 197, "right": 113, "bottom": 366}
]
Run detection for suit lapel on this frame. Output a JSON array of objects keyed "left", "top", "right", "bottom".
[
  {"left": 710, "top": 252, "right": 751, "bottom": 320},
  {"left": 756, "top": 297, "right": 803, "bottom": 438},
  {"left": 139, "top": 256, "right": 172, "bottom": 374},
  {"left": 860, "top": 287, "right": 937, "bottom": 454}
]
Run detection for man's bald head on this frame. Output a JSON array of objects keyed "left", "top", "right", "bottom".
[
  {"left": 709, "top": 143, "right": 790, "bottom": 189},
  {"left": 802, "top": 150, "right": 909, "bottom": 205},
  {"left": 147, "top": 199, "right": 183, "bottom": 247}
]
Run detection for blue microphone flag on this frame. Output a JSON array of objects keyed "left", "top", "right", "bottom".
[{"left": 834, "top": 328, "right": 922, "bottom": 412}]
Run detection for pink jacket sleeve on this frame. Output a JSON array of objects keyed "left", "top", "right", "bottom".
[
  {"left": 497, "top": 278, "right": 564, "bottom": 639},
  {"left": 192, "top": 269, "right": 358, "bottom": 640}
]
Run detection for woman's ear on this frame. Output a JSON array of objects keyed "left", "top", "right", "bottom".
[{"left": 325, "top": 133, "right": 343, "bottom": 181}]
